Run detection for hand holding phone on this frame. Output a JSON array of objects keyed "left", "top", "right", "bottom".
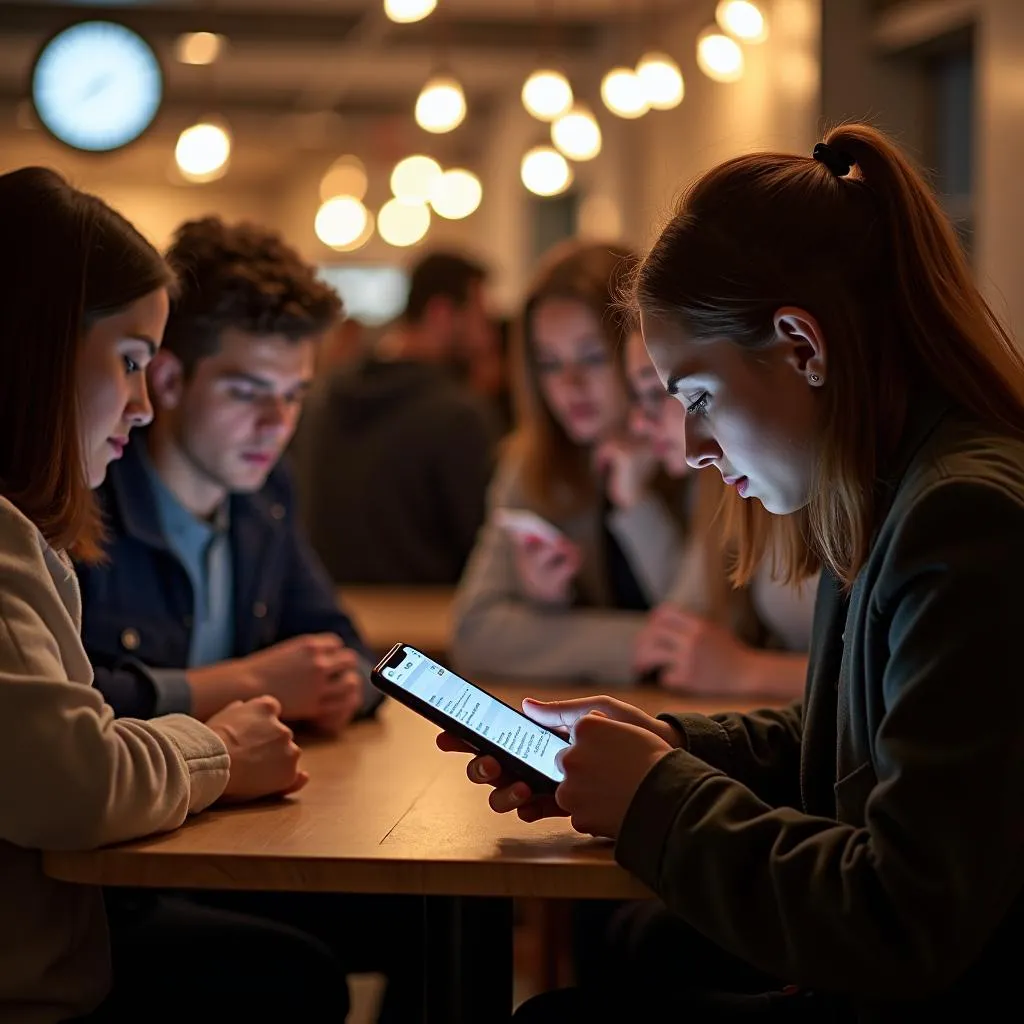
[
  {"left": 494, "top": 508, "right": 565, "bottom": 545},
  {"left": 438, "top": 695, "right": 683, "bottom": 825},
  {"left": 371, "top": 644, "right": 570, "bottom": 793}
]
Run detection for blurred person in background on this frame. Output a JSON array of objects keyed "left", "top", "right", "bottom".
[
  {"left": 452, "top": 241, "right": 689, "bottom": 685},
  {"left": 293, "top": 249, "right": 497, "bottom": 584}
]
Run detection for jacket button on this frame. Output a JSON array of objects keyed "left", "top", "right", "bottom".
[
  {"left": 120, "top": 628, "right": 141, "bottom": 651},
  {"left": 253, "top": 601, "right": 268, "bottom": 619},
  {"left": 270, "top": 503, "right": 285, "bottom": 521}
]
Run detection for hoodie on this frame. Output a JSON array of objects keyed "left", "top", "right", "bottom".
[{"left": 291, "top": 358, "right": 495, "bottom": 585}]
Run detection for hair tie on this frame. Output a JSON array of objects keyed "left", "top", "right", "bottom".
[{"left": 812, "top": 142, "right": 853, "bottom": 177}]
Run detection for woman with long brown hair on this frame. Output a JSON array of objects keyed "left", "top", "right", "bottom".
[
  {"left": 452, "top": 240, "right": 688, "bottom": 684},
  {"left": 445, "top": 124, "right": 1024, "bottom": 1021},
  {"left": 0, "top": 168, "right": 339, "bottom": 1021}
]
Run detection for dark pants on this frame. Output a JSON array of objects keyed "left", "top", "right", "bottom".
[
  {"left": 76, "top": 888, "right": 423, "bottom": 1022},
  {"left": 183, "top": 888, "right": 424, "bottom": 1022},
  {"left": 516, "top": 900, "right": 850, "bottom": 1023},
  {"left": 74, "top": 892, "right": 346, "bottom": 1021}
]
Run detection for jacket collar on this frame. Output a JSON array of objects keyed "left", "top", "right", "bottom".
[
  {"left": 877, "top": 383, "right": 955, "bottom": 509},
  {"left": 103, "top": 434, "right": 171, "bottom": 551},
  {"left": 103, "top": 434, "right": 286, "bottom": 555}
]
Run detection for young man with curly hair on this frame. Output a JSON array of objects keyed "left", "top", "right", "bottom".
[
  {"left": 78, "top": 216, "right": 376, "bottom": 733},
  {"left": 76, "top": 218, "right": 425, "bottom": 1022}
]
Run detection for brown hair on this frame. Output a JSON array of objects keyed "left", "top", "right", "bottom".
[
  {"left": 0, "top": 167, "right": 174, "bottom": 561},
  {"left": 510, "top": 240, "right": 634, "bottom": 520},
  {"left": 634, "top": 123, "right": 1024, "bottom": 588},
  {"left": 163, "top": 217, "right": 342, "bottom": 375}
]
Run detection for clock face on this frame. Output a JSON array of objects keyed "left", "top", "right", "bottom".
[{"left": 31, "top": 21, "right": 163, "bottom": 153}]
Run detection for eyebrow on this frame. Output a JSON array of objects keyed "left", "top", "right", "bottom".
[
  {"left": 219, "top": 372, "right": 313, "bottom": 392},
  {"left": 126, "top": 334, "right": 157, "bottom": 356}
]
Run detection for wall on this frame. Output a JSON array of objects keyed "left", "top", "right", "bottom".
[
  {"left": 0, "top": 0, "right": 821, "bottom": 316},
  {"left": 975, "top": 0, "right": 1024, "bottom": 337},
  {"left": 616, "top": 0, "right": 822, "bottom": 249}
]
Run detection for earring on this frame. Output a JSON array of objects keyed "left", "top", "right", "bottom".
[{"left": 810, "top": 373, "right": 821, "bottom": 383}]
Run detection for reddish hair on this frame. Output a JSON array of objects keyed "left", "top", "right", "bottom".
[
  {"left": 510, "top": 240, "right": 635, "bottom": 520},
  {"left": 635, "top": 123, "right": 1024, "bottom": 587},
  {"left": 0, "top": 168, "right": 174, "bottom": 561}
]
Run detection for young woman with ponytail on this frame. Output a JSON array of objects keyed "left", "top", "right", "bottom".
[{"left": 442, "top": 124, "right": 1024, "bottom": 1020}]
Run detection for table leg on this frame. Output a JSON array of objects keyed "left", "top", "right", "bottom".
[{"left": 423, "top": 895, "right": 514, "bottom": 1024}]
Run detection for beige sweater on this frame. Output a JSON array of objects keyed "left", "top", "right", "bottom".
[
  {"left": 452, "top": 453, "right": 686, "bottom": 685},
  {"left": 0, "top": 497, "right": 230, "bottom": 1023}
]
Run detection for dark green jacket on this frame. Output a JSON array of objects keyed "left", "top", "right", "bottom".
[{"left": 617, "top": 395, "right": 1024, "bottom": 1020}]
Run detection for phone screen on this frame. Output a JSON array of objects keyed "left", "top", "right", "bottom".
[{"left": 380, "top": 646, "right": 570, "bottom": 784}]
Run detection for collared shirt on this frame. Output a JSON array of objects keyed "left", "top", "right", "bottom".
[{"left": 138, "top": 443, "right": 234, "bottom": 714}]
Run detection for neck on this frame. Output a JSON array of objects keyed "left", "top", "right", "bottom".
[{"left": 145, "top": 420, "right": 228, "bottom": 520}]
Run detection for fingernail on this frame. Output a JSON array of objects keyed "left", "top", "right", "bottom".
[
  {"left": 508, "top": 785, "right": 529, "bottom": 806},
  {"left": 476, "top": 761, "right": 496, "bottom": 781}
]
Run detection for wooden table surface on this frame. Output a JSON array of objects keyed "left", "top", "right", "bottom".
[
  {"left": 44, "top": 687, "right": 766, "bottom": 898},
  {"left": 340, "top": 585, "right": 455, "bottom": 655}
]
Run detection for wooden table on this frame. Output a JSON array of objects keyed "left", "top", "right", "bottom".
[
  {"left": 339, "top": 585, "right": 455, "bottom": 656},
  {"left": 45, "top": 687, "right": 770, "bottom": 1022}
]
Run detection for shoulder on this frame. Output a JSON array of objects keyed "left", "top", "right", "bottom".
[
  {"left": 875, "top": 418, "right": 1024, "bottom": 588},
  {"left": 894, "top": 415, "right": 1024, "bottom": 520},
  {"left": 487, "top": 446, "right": 531, "bottom": 507},
  {"left": 0, "top": 496, "right": 47, "bottom": 567}
]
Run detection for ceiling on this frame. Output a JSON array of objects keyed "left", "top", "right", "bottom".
[{"left": 0, "top": 0, "right": 680, "bottom": 175}]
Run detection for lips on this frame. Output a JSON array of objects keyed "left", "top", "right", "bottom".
[
  {"left": 107, "top": 437, "right": 127, "bottom": 458},
  {"left": 240, "top": 452, "right": 275, "bottom": 465},
  {"left": 723, "top": 474, "right": 749, "bottom": 497}
]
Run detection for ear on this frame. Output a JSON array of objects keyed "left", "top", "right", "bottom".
[
  {"left": 147, "top": 350, "right": 187, "bottom": 411},
  {"left": 773, "top": 307, "right": 827, "bottom": 387}
]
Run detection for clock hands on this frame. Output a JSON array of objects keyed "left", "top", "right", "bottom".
[{"left": 80, "top": 73, "right": 114, "bottom": 104}]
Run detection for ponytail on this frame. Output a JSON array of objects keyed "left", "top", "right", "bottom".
[{"left": 635, "top": 122, "right": 1024, "bottom": 587}]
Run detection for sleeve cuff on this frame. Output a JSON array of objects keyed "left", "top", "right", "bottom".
[
  {"left": 357, "top": 654, "right": 385, "bottom": 716},
  {"left": 659, "top": 712, "right": 733, "bottom": 771},
  {"left": 149, "top": 669, "right": 194, "bottom": 717},
  {"left": 615, "top": 747, "right": 722, "bottom": 892}
]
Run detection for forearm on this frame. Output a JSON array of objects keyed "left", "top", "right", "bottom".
[{"left": 185, "top": 660, "right": 258, "bottom": 722}]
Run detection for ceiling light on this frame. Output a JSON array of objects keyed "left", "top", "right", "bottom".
[
  {"left": 635, "top": 52, "right": 684, "bottom": 110},
  {"left": 696, "top": 29, "right": 745, "bottom": 83},
  {"left": 429, "top": 168, "right": 482, "bottom": 219},
  {"left": 175, "top": 119, "right": 231, "bottom": 182},
  {"left": 320, "top": 155, "right": 368, "bottom": 202},
  {"left": 384, "top": 0, "right": 437, "bottom": 24},
  {"left": 551, "top": 104, "right": 602, "bottom": 161},
  {"left": 520, "top": 146, "right": 573, "bottom": 197},
  {"left": 390, "top": 155, "right": 443, "bottom": 205},
  {"left": 378, "top": 198, "right": 431, "bottom": 247},
  {"left": 715, "top": 0, "right": 769, "bottom": 43},
  {"left": 415, "top": 75, "right": 466, "bottom": 134},
  {"left": 315, "top": 196, "right": 371, "bottom": 249},
  {"left": 521, "top": 69, "right": 574, "bottom": 122},
  {"left": 175, "top": 31, "right": 224, "bottom": 66},
  {"left": 601, "top": 67, "right": 649, "bottom": 119}
]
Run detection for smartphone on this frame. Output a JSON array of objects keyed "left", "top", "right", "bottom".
[
  {"left": 494, "top": 508, "right": 565, "bottom": 545},
  {"left": 371, "top": 643, "right": 570, "bottom": 794}
]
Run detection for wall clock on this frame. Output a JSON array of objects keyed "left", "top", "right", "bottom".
[{"left": 31, "top": 21, "right": 163, "bottom": 153}]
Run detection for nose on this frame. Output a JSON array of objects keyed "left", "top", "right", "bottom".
[
  {"left": 257, "top": 395, "right": 290, "bottom": 431},
  {"left": 683, "top": 412, "right": 721, "bottom": 470},
  {"left": 126, "top": 375, "right": 154, "bottom": 428}
]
